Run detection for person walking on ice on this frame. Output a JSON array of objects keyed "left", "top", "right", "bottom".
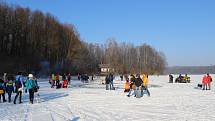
[
  {"left": 206, "top": 73, "right": 212, "bottom": 90},
  {"left": 14, "top": 72, "right": 24, "bottom": 104},
  {"left": 6, "top": 78, "right": 14, "bottom": 103},
  {"left": 25, "top": 74, "right": 38, "bottom": 104},
  {"left": 0, "top": 78, "right": 7, "bottom": 103},
  {"left": 141, "top": 74, "right": 150, "bottom": 97}
]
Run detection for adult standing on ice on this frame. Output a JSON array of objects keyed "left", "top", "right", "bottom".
[
  {"left": 105, "top": 74, "right": 110, "bottom": 90},
  {"left": 51, "top": 74, "right": 55, "bottom": 88},
  {"left": 202, "top": 75, "right": 208, "bottom": 90},
  {"left": 141, "top": 74, "right": 150, "bottom": 97},
  {"left": 206, "top": 73, "right": 212, "bottom": 90},
  {"left": 25, "top": 74, "right": 37, "bottom": 104},
  {"left": 169, "top": 74, "right": 173, "bottom": 83},
  {"left": 109, "top": 73, "right": 114, "bottom": 90},
  {"left": 6, "top": 77, "right": 14, "bottom": 103},
  {"left": 56, "top": 74, "right": 60, "bottom": 88},
  {"left": 134, "top": 74, "right": 143, "bottom": 97},
  {"left": 0, "top": 78, "right": 7, "bottom": 102},
  {"left": 127, "top": 75, "right": 136, "bottom": 97},
  {"left": 67, "top": 73, "right": 71, "bottom": 84},
  {"left": 14, "top": 72, "right": 24, "bottom": 104}
]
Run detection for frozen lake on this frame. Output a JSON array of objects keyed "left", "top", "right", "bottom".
[{"left": 0, "top": 75, "right": 215, "bottom": 121}]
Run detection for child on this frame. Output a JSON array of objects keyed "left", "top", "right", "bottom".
[
  {"left": 0, "top": 79, "right": 6, "bottom": 103},
  {"left": 6, "top": 80, "right": 14, "bottom": 103}
]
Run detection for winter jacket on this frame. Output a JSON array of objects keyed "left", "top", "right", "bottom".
[
  {"left": 52, "top": 74, "right": 55, "bottom": 80},
  {"left": 109, "top": 74, "right": 114, "bottom": 82},
  {"left": 207, "top": 75, "right": 212, "bottom": 83},
  {"left": 105, "top": 75, "right": 110, "bottom": 84},
  {"left": 6, "top": 80, "right": 14, "bottom": 93},
  {"left": 124, "top": 82, "right": 130, "bottom": 90},
  {"left": 62, "top": 80, "right": 68, "bottom": 87},
  {"left": 135, "top": 77, "right": 143, "bottom": 87},
  {"left": 0, "top": 82, "right": 5, "bottom": 89},
  {"left": 62, "top": 75, "right": 66, "bottom": 80},
  {"left": 0, "top": 82, "right": 5, "bottom": 94},
  {"left": 130, "top": 76, "right": 136, "bottom": 88},
  {"left": 56, "top": 75, "right": 60, "bottom": 81},
  {"left": 15, "top": 75, "right": 23, "bottom": 88},
  {"left": 141, "top": 74, "right": 149, "bottom": 86},
  {"left": 25, "top": 79, "right": 36, "bottom": 90},
  {"left": 202, "top": 76, "right": 208, "bottom": 84}
]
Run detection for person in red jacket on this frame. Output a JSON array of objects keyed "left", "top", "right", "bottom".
[
  {"left": 202, "top": 75, "right": 208, "bottom": 90},
  {"left": 207, "top": 73, "right": 213, "bottom": 90},
  {"left": 56, "top": 74, "right": 60, "bottom": 89},
  {"left": 62, "top": 80, "right": 68, "bottom": 88}
]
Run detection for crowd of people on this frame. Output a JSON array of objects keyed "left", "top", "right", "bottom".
[
  {"left": 0, "top": 72, "right": 39, "bottom": 104},
  {"left": 105, "top": 73, "right": 150, "bottom": 98},
  {"left": 169, "top": 73, "right": 213, "bottom": 90},
  {"left": 126, "top": 74, "right": 150, "bottom": 98},
  {"left": 49, "top": 73, "right": 71, "bottom": 89},
  {"left": 0, "top": 71, "right": 214, "bottom": 105}
]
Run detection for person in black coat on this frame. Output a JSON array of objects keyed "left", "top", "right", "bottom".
[
  {"left": 135, "top": 74, "right": 143, "bottom": 88},
  {"left": 169, "top": 74, "right": 173, "bottom": 83},
  {"left": 105, "top": 75, "right": 110, "bottom": 90},
  {"left": 134, "top": 74, "right": 143, "bottom": 98}
]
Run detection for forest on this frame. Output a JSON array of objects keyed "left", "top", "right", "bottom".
[{"left": 0, "top": 2, "right": 167, "bottom": 75}]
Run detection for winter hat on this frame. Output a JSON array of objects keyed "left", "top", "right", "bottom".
[{"left": 28, "top": 74, "right": 33, "bottom": 78}]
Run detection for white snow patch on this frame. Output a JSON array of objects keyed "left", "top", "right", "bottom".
[{"left": 0, "top": 75, "right": 215, "bottom": 121}]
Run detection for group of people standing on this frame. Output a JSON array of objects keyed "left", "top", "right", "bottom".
[
  {"left": 105, "top": 73, "right": 114, "bottom": 90},
  {"left": 0, "top": 72, "right": 39, "bottom": 104},
  {"left": 125, "top": 74, "right": 150, "bottom": 98},
  {"left": 50, "top": 73, "right": 71, "bottom": 89},
  {"left": 105, "top": 73, "right": 150, "bottom": 98},
  {"left": 202, "top": 73, "right": 213, "bottom": 90}
]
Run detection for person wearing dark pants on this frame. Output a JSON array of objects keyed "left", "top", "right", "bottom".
[
  {"left": 6, "top": 80, "right": 14, "bottom": 103},
  {"left": 29, "top": 89, "right": 34, "bottom": 103},
  {"left": 25, "top": 74, "right": 37, "bottom": 104},
  {"left": 109, "top": 73, "right": 114, "bottom": 90},
  {"left": 0, "top": 79, "right": 7, "bottom": 103},
  {"left": 14, "top": 72, "right": 24, "bottom": 104},
  {"left": 8, "top": 91, "right": 12, "bottom": 102},
  {"left": 14, "top": 91, "right": 22, "bottom": 104},
  {"left": 105, "top": 75, "right": 110, "bottom": 90}
]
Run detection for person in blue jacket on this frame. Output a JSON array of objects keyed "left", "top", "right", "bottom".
[
  {"left": 14, "top": 72, "right": 24, "bottom": 104},
  {"left": 6, "top": 78, "right": 14, "bottom": 103},
  {"left": 25, "top": 74, "right": 37, "bottom": 104}
]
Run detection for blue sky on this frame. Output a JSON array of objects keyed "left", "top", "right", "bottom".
[{"left": 5, "top": 0, "right": 215, "bottom": 66}]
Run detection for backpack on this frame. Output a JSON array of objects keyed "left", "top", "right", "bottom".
[
  {"left": 0, "top": 83, "right": 4, "bottom": 90},
  {"left": 15, "top": 77, "right": 22, "bottom": 88}
]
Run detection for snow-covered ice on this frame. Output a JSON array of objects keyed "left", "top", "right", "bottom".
[{"left": 0, "top": 75, "right": 215, "bottom": 121}]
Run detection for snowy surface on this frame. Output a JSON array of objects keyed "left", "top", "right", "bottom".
[{"left": 0, "top": 75, "right": 215, "bottom": 121}]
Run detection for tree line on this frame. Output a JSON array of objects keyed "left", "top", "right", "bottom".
[
  {"left": 0, "top": 2, "right": 167, "bottom": 75},
  {"left": 85, "top": 39, "right": 167, "bottom": 75}
]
